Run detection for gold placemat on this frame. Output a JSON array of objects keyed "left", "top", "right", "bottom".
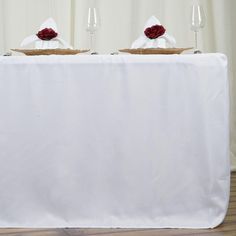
[
  {"left": 119, "top": 48, "right": 193, "bottom": 55},
  {"left": 11, "top": 49, "right": 89, "bottom": 56}
]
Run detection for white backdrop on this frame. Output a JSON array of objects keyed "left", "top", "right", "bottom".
[{"left": 0, "top": 0, "right": 235, "bottom": 169}]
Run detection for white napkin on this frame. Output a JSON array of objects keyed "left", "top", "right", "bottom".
[
  {"left": 21, "top": 18, "right": 72, "bottom": 49},
  {"left": 131, "top": 16, "right": 176, "bottom": 49}
]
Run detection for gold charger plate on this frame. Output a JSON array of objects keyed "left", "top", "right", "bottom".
[
  {"left": 119, "top": 48, "right": 193, "bottom": 55},
  {"left": 11, "top": 48, "right": 89, "bottom": 56}
]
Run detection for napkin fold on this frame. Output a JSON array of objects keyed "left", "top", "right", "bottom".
[
  {"left": 131, "top": 16, "right": 176, "bottom": 49},
  {"left": 21, "top": 18, "right": 72, "bottom": 49}
]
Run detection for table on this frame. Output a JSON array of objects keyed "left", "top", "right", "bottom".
[{"left": 0, "top": 54, "right": 230, "bottom": 228}]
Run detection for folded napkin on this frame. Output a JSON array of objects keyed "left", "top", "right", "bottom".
[
  {"left": 131, "top": 16, "right": 176, "bottom": 49},
  {"left": 21, "top": 18, "right": 72, "bottom": 49}
]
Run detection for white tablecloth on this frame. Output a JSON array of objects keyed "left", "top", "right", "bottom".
[{"left": 0, "top": 54, "right": 230, "bottom": 228}]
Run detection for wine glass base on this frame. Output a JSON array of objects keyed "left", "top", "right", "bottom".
[
  {"left": 194, "top": 50, "right": 202, "bottom": 54},
  {"left": 111, "top": 52, "right": 119, "bottom": 55}
]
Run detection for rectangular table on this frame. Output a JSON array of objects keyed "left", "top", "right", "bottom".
[{"left": 0, "top": 54, "right": 230, "bottom": 228}]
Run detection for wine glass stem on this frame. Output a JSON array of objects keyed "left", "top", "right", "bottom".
[
  {"left": 194, "top": 31, "right": 198, "bottom": 50},
  {"left": 90, "top": 33, "right": 95, "bottom": 53}
]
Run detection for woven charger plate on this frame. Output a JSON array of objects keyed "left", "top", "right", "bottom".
[
  {"left": 119, "top": 48, "right": 193, "bottom": 55},
  {"left": 11, "top": 48, "right": 89, "bottom": 56}
]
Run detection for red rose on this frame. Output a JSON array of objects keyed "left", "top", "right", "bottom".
[
  {"left": 36, "top": 28, "right": 58, "bottom": 40},
  {"left": 144, "top": 25, "right": 166, "bottom": 39}
]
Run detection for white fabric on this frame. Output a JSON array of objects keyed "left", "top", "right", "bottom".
[
  {"left": 21, "top": 18, "right": 72, "bottom": 49},
  {"left": 0, "top": 54, "right": 230, "bottom": 228},
  {"left": 131, "top": 16, "right": 176, "bottom": 49}
]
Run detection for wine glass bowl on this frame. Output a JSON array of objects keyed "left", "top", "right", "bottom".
[
  {"left": 191, "top": 4, "right": 206, "bottom": 53},
  {"left": 87, "top": 7, "right": 99, "bottom": 33},
  {"left": 191, "top": 5, "right": 205, "bottom": 31}
]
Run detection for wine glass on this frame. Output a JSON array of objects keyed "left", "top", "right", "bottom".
[
  {"left": 190, "top": 4, "right": 206, "bottom": 53},
  {"left": 87, "top": 7, "right": 99, "bottom": 54}
]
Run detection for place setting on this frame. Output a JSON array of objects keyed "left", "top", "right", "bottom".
[
  {"left": 119, "top": 4, "right": 205, "bottom": 55},
  {"left": 119, "top": 15, "right": 192, "bottom": 55},
  {"left": 12, "top": 18, "right": 90, "bottom": 56},
  {"left": 11, "top": 7, "right": 99, "bottom": 56}
]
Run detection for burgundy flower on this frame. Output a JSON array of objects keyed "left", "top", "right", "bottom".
[
  {"left": 36, "top": 28, "right": 58, "bottom": 40},
  {"left": 144, "top": 24, "right": 166, "bottom": 39}
]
